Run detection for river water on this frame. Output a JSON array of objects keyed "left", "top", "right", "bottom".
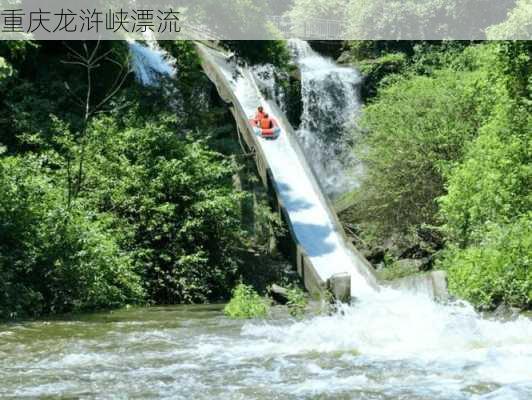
[{"left": 1, "top": 290, "right": 531, "bottom": 399}]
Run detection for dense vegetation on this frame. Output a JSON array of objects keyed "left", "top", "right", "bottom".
[
  {"left": 0, "top": 41, "right": 284, "bottom": 319},
  {"left": 1, "top": 36, "right": 529, "bottom": 318},
  {"left": 342, "top": 40, "right": 531, "bottom": 310}
]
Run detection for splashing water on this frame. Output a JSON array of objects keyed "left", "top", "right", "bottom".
[
  {"left": 1, "top": 296, "right": 530, "bottom": 399},
  {"left": 289, "top": 39, "right": 362, "bottom": 198},
  {"left": 128, "top": 40, "right": 176, "bottom": 86},
  {"left": 251, "top": 64, "right": 288, "bottom": 113}
]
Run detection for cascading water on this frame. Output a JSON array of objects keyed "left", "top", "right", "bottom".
[
  {"left": 128, "top": 41, "right": 211, "bottom": 119},
  {"left": 288, "top": 39, "right": 362, "bottom": 198},
  {"left": 128, "top": 40, "right": 176, "bottom": 86}
]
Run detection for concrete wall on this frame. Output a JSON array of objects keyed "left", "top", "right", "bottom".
[{"left": 386, "top": 271, "right": 450, "bottom": 302}]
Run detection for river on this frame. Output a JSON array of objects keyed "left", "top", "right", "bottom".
[{"left": 1, "top": 289, "right": 531, "bottom": 399}]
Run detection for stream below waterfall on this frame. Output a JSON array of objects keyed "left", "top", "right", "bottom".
[{"left": 1, "top": 294, "right": 531, "bottom": 399}]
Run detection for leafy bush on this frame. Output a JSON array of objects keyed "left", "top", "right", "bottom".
[
  {"left": 285, "top": 285, "right": 308, "bottom": 317},
  {"left": 0, "top": 56, "right": 13, "bottom": 81},
  {"left": 356, "top": 52, "right": 407, "bottom": 99},
  {"left": 84, "top": 114, "right": 246, "bottom": 304},
  {"left": 487, "top": 0, "right": 532, "bottom": 39},
  {"left": 224, "top": 284, "right": 270, "bottom": 318},
  {"left": 350, "top": 65, "right": 493, "bottom": 249},
  {"left": 0, "top": 155, "right": 144, "bottom": 319},
  {"left": 439, "top": 111, "right": 531, "bottom": 246},
  {"left": 223, "top": 41, "right": 291, "bottom": 69},
  {"left": 442, "top": 215, "right": 532, "bottom": 310},
  {"left": 287, "top": 0, "right": 346, "bottom": 21},
  {"left": 345, "top": 0, "right": 514, "bottom": 39}
]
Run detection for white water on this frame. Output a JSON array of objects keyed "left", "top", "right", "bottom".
[
  {"left": 3, "top": 299, "right": 530, "bottom": 399},
  {"left": 289, "top": 39, "right": 362, "bottom": 197},
  {"left": 128, "top": 40, "right": 176, "bottom": 86}
]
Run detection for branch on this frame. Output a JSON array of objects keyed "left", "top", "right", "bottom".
[
  {"left": 62, "top": 41, "right": 85, "bottom": 61},
  {"left": 94, "top": 73, "right": 130, "bottom": 111},
  {"left": 92, "top": 49, "right": 114, "bottom": 65},
  {"left": 63, "top": 83, "right": 85, "bottom": 108},
  {"left": 60, "top": 60, "right": 88, "bottom": 68},
  {"left": 87, "top": 40, "right": 100, "bottom": 63}
]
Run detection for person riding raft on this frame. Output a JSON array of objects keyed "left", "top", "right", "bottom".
[
  {"left": 253, "top": 106, "right": 266, "bottom": 125},
  {"left": 251, "top": 107, "right": 281, "bottom": 139}
]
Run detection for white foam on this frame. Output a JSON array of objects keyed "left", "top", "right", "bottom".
[{"left": 128, "top": 41, "right": 176, "bottom": 86}]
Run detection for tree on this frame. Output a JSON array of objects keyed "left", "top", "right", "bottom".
[{"left": 61, "top": 41, "right": 131, "bottom": 205}]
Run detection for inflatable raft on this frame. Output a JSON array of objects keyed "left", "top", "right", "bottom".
[{"left": 249, "top": 119, "right": 281, "bottom": 139}]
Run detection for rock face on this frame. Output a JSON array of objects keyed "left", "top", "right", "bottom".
[{"left": 387, "top": 271, "right": 450, "bottom": 302}]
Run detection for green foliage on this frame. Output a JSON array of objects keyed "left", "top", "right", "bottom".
[
  {"left": 436, "top": 46, "right": 531, "bottom": 309},
  {"left": 285, "top": 285, "right": 308, "bottom": 317},
  {"left": 0, "top": 56, "right": 13, "bottom": 82},
  {"left": 494, "top": 41, "right": 531, "bottom": 100},
  {"left": 345, "top": 0, "right": 514, "bottom": 39},
  {"left": 83, "top": 114, "right": 246, "bottom": 304},
  {"left": 439, "top": 110, "right": 531, "bottom": 246},
  {"left": 287, "top": 0, "right": 346, "bottom": 20},
  {"left": 441, "top": 215, "right": 532, "bottom": 310},
  {"left": 351, "top": 65, "right": 491, "bottom": 249},
  {"left": 224, "top": 283, "right": 270, "bottom": 318},
  {"left": 0, "top": 155, "right": 144, "bottom": 319},
  {"left": 344, "top": 40, "right": 530, "bottom": 309},
  {"left": 1, "top": 39, "right": 280, "bottom": 319},
  {"left": 0, "top": 41, "right": 38, "bottom": 68},
  {"left": 355, "top": 52, "right": 407, "bottom": 99}
]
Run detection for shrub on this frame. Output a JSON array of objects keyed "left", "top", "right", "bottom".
[
  {"left": 345, "top": 0, "right": 514, "bottom": 39},
  {"left": 223, "top": 41, "right": 291, "bottom": 69},
  {"left": 356, "top": 53, "right": 407, "bottom": 99},
  {"left": 439, "top": 111, "right": 531, "bottom": 246},
  {"left": 224, "top": 284, "right": 270, "bottom": 318},
  {"left": 285, "top": 285, "right": 308, "bottom": 317},
  {"left": 85, "top": 114, "right": 246, "bottom": 304},
  {"left": 350, "top": 66, "right": 493, "bottom": 249},
  {"left": 442, "top": 215, "right": 532, "bottom": 310},
  {"left": 0, "top": 155, "right": 144, "bottom": 319}
]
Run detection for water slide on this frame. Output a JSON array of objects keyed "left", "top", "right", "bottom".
[{"left": 196, "top": 43, "right": 378, "bottom": 298}]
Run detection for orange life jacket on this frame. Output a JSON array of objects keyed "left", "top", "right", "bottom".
[
  {"left": 260, "top": 117, "right": 273, "bottom": 130},
  {"left": 255, "top": 111, "right": 266, "bottom": 122}
]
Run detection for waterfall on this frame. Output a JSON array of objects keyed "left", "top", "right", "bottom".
[
  {"left": 128, "top": 40, "right": 176, "bottom": 86},
  {"left": 128, "top": 40, "right": 211, "bottom": 119},
  {"left": 289, "top": 39, "right": 362, "bottom": 198}
]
